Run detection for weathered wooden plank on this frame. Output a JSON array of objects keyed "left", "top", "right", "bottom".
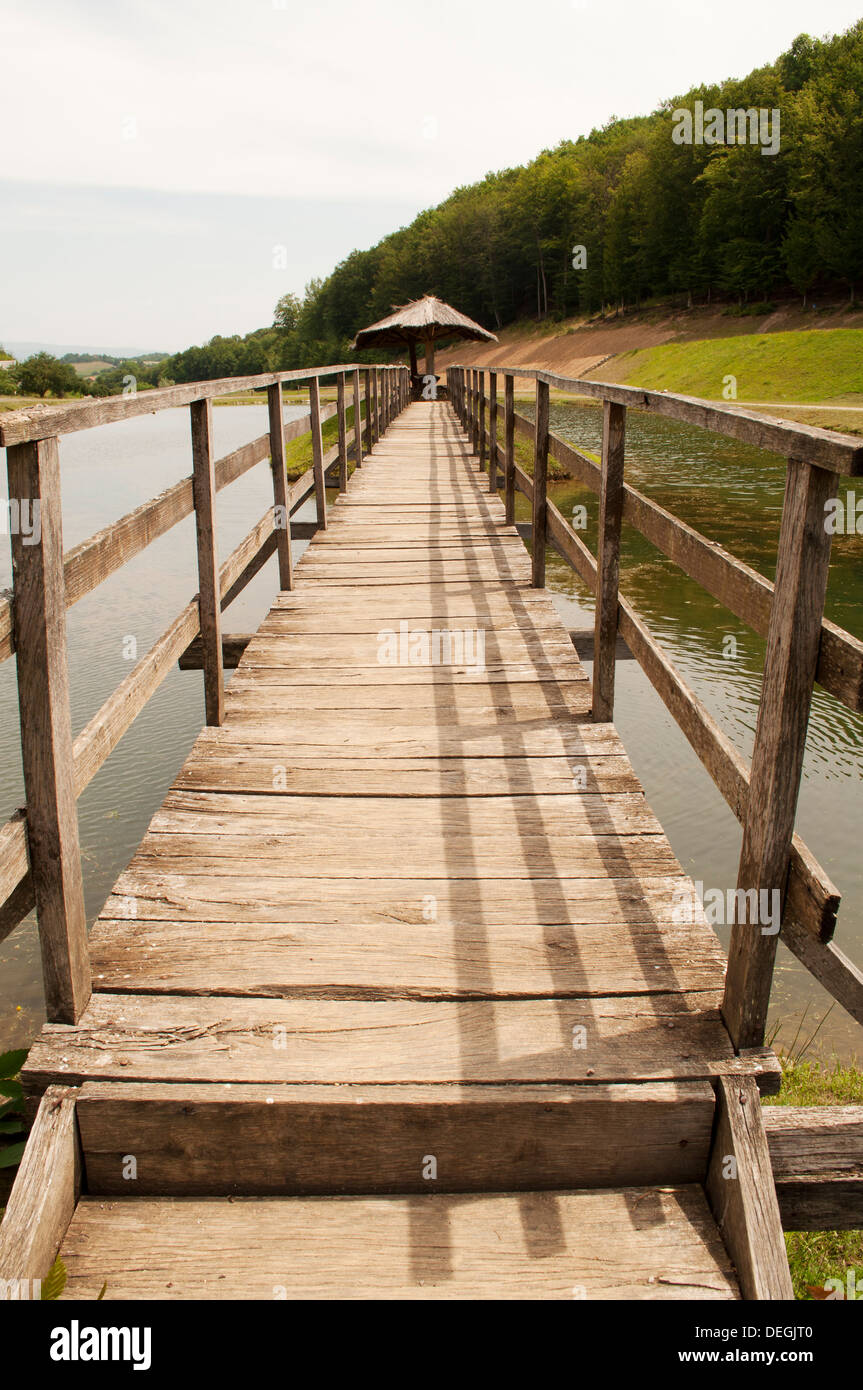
[
  {"left": 458, "top": 363, "right": 863, "bottom": 474},
  {"left": 352, "top": 369, "right": 363, "bottom": 468},
  {"left": 7, "top": 437, "right": 90, "bottom": 1022},
  {"left": 102, "top": 872, "right": 686, "bottom": 925},
  {"left": 76, "top": 1080, "right": 716, "bottom": 1195},
  {"left": 336, "top": 372, "right": 348, "bottom": 492},
  {"left": 593, "top": 401, "right": 626, "bottom": 722},
  {"left": 295, "top": 542, "right": 528, "bottom": 564},
  {"left": 763, "top": 1105, "right": 863, "bottom": 1230},
  {"left": 0, "top": 362, "right": 380, "bottom": 446},
  {"left": 487, "top": 371, "right": 498, "bottom": 493},
  {"left": 190, "top": 399, "right": 224, "bottom": 726},
  {"left": 241, "top": 628, "right": 582, "bottom": 663},
  {"left": 87, "top": 913, "right": 725, "bottom": 999},
  {"left": 226, "top": 663, "right": 584, "bottom": 688},
  {"left": 503, "top": 374, "right": 515, "bottom": 525},
  {"left": 723, "top": 460, "right": 838, "bottom": 1047},
  {"left": 0, "top": 811, "right": 29, "bottom": 910},
  {"left": 223, "top": 680, "right": 592, "bottom": 717},
  {"left": 130, "top": 833, "right": 678, "bottom": 880},
  {"left": 706, "top": 1076, "right": 793, "bottom": 1299},
  {"left": 74, "top": 602, "right": 201, "bottom": 798},
  {"left": 614, "top": 592, "right": 840, "bottom": 944},
  {"left": 174, "top": 751, "right": 638, "bottom": 797},
  {"left": 363, "top": 369, "right": 372, "bottom": 453},
  {"left": 371, "top": 370, "right": 379, "bottom": 445},
  {"left": 148, "top": 792, "right": 665, "bottom": 846},
  {"left": 308, "top": 375, "right": 327, "bottom": 530},
  {"left": 57, "top": 1187, "right": 738, "bottom": 1300},
  {"left": 267, "top": 384, "right": 294, "bottom": 590},
  {"left": 0, "top": 1085, "right": 80, "bottom": 1287},
  {"left": 620, "top": 487, "right": 863, "bottom": 714},
  {"left": 209, "top": 714, "right": 633, "bottom": 758},
  {"left": 23, "top": 991, "right": 735, "bottom": 1091},
  {"left": 270, "top": 584, "right": 559, "bottom": 614},
  {"left": 779, "top": 916, "right": 863, "bottom": 1025},
  {"left": 0, "top": 869, "right": 36, "bottom": 946}
]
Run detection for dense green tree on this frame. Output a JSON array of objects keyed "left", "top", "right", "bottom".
[{"left": 16, "top": 353, "right": 80, "bottom": 397}]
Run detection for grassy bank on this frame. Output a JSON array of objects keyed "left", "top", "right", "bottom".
[
  {"left": 602, "top": 328, "right": 863, "bottom": 405},
  {"left": 764, "top": 1056, "right": 863, "bottom": 1299},
  {"left": 283, "top": 398, "right": 367, "bottom": 482}
]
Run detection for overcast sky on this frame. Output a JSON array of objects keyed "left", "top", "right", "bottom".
[{"left": 2, "top": 0, "right": 861, "bottom": 353}]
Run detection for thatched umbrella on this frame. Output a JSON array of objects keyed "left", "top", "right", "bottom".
[{"left": 350, "top": 295, "right": 497, "bottom": 380}]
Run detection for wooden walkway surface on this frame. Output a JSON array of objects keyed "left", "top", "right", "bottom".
[{"left": 21, "top": 401, "right": 780, "bottom": 1298}]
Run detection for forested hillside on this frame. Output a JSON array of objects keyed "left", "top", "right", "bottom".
[{"left": 164, "top": 20, "right": 862, "bottom": 382}]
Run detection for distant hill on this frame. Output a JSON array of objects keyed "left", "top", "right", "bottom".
[{"left": 3, "top": 340, "right": 169, "bottom": 362}]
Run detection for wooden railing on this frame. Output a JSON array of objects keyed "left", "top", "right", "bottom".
[
  {"left": 0, "top": 362, "right": 410, "bottom": 1023},
  {"left": 449, "top": 362, "right": 863, "bottom": 1051}
]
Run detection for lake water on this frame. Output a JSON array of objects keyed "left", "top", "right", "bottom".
[{"left": 1, "top": 400, "right": 860, "bottom": 1060}]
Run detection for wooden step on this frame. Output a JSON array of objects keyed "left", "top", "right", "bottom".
[
  {"left": 22, "top": 992, "right": 776, "bottom": 1097},
  {"left": 75, "top": 1080, "right": 716, "bottom": 1195},
  {"left": 55, "top": 1188, "right": 740, "bottom": 1299}
]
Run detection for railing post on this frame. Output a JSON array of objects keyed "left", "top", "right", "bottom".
[
  {"left": 363, "top": 369, "right": 373, "bottom": 455},
  {"left": 352, "top": 369, "right": 363, "bottom": 467},
  {"left": 488, "top": 370, "right": 498, "bottom": 494},
  {"left": 266, "top": 382, "right": 294, "bottom": 590},
  {"left": 372, "top": 370, "right": 379, "bottom": 445},
  {"left": 7, "top": 436, "right": 91, "bottom": 1023},
  {"left": 592, "top": 401, "right": 627, "bottom": 723},
  {"left": 190, "top": 398, "right": 225, "bottom": 727},
  {"left": 308, "top": 375, "right": 328, "bottom": 530},
  {"left": 472, "top": 370, "right": 480, "bottom": 456},
  {"left": 478, "top": 370, "right": 487, "bottom": 471},
  {"left": 504, "top": 374, "right": 515, "bottom": 525},
  {"left": 336, "top": 372, "right": 348, "bottom": 491},
  {"left": 722, "top": 457, "right": 838, "bottom": 1048},
  {"left": 531, "top": 378, "right": 549, "bottom": 587}
]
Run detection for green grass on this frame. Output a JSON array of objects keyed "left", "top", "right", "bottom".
[
  {"left": 764, "top": 1056, "right": 863, "bottom": 1299},
  {"left": 613, "top": 328, "right": 863, "bottom": 403},
  {"left": 283, "top": 399, "right": 367, "bottom": 481},
  {"left": 70, "top": 360, "right": 115, "bottom": 377}
]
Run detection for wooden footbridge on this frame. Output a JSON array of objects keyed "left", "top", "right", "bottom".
[{"left": 1, "top": 362, "right": 861, "bottom": 1299}]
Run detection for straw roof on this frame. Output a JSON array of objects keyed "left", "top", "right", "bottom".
[{"left": 350, "top": 295, "right": 497, "bottom": 349}]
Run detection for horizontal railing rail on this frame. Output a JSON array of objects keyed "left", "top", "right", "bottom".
[
  {"left": 1, "top": 362, "right": 410, "bottom": 1021},
  {"left": 449, "top": 362, "right": 863, "bottom": 1050},
  {"left": 0, "top": 362, "right": 391, "bottom": 448}
]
